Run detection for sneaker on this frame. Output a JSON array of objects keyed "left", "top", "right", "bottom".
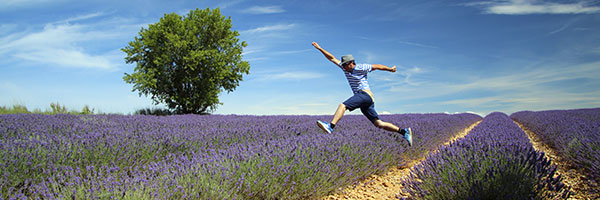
[
  {"left": 316, "top": 120, "right": 333, "bottom": 134},
  {"left": 403, "top": 128, "right": 413, "bottom": 146}
]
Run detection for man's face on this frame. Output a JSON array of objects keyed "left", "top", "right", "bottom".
[{"left": 343, "top": 61, "right": 355, "bottom": 72}]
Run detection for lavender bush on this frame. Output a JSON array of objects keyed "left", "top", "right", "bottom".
[
  {"left": 0, "top": 113, "right": 480, "bottom": 199},
  {"left": 511, "top": 108, "right": 600, "bottom": 181},
  {"left": 402, "top": 112, "right": 570, "bottom": 199}
]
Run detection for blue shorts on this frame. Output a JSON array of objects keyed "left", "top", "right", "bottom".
[{"left": 342, "top": 91, "right": 379, "bottom": 123}]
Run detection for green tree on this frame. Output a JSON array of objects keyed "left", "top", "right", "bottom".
[{"left": 122, "top": 8, "right": 249, "bottom": 114}]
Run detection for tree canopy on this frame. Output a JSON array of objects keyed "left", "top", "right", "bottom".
[{"left": 122, "top": 8, "right": 249, "bottom": 114}]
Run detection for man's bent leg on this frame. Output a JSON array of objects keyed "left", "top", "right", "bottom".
[
  {"left": 374, "top": 119, "right": 413, "bottom": 146},
  {"left": 373, "top": 119, "right": 401, "bottom": 132}
]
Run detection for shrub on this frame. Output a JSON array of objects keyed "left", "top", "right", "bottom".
[{"left": 134, "top": 107, "right": 175, "bottom": 116}]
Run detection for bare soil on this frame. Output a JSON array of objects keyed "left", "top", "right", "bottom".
[{"left": 322, "top": 121, "right": 481, "bottom": 200}]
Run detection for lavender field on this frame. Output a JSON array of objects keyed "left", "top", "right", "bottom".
[
  {"left": 3, "top": 109, "right": 598, "bottom": 199},
  {"left": 401, "top": 112, "right": 570, "bottom": 199},
  {"left": 0, "top": 113, "right": 480, "bottom": 199},
  {"left": 511, "top": 108, "right": 600, "bottom": 181}
]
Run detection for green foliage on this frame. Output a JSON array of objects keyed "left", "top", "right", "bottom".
[
  {"left": 0, "top": 103, "right": 95, "bottom": 115},
  {"left": 0, "top": 104, "right": 30, "bottom": 114},
  {"left": 80, "top": 105, "right": 95, "bottom": 115},
  {"left": 122, "top": 7, "right": 250, "bottom": 114},
  {"left": 134, "top": 107, "right": 175, "bottom": 116},
  {"left": 50, "top": 102, "right": 68, "bottom": 114}
]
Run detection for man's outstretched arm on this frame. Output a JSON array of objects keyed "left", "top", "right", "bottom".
[
  {"left": 372, "top": 64, "right": 397, "bottom": 72},
  {"left": 312, "top": 42, "right": 341, "bottom": 66}
]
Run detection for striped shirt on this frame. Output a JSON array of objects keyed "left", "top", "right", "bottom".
[{"left": 338, "top": 62, "right": 373, "bottom": 94}]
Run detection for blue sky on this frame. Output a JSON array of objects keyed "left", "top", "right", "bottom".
[{"left": 1, "top": 0, "right": 599, "bottom": 116}]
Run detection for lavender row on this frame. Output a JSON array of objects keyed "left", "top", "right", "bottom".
[
  {"left": 511, "top": 108, "right": 600, "bottom": 181},
  {"left": 0, "top": 113, "right": 480, "bottom": 199},
  {"left": 402, "top": 112, "right": 569, "bottom": 199}
]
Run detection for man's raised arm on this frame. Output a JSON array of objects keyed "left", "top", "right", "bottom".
[
  {"left": 312, "top": 42, "right": 341, "bottom": 66},
  {"left": 372, "top": 64, "right": 397, "bottom": 73}
]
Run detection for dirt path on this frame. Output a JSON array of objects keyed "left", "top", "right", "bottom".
[
  {"left": 323, "top": 121, "right": 481, "bottom": 200},
  {"left": 515, "top": 121, "right": 600, "bottom": 200}
]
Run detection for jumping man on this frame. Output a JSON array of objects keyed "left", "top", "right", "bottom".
[{"left": 312, "top": 42, "right": 413, "bottom": 146}]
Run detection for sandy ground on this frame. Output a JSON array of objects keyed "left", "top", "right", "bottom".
[
  {"left": 516, "top": 121, "right": 600, "bottom": 200},
  {"left": 322, "top": 121, "right": 481, "bottom": 200}
]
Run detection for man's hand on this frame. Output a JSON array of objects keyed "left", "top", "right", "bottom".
[
  {"left": 391, "top": 65, "right": 397, "bottom": 72},
  {"left": 313, "top": 42, "right": 340, "bottom": 65},
  {"left": 312, "top": 42, "right": 321, "bottom": 49}
]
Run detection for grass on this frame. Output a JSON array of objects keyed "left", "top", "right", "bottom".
[
  {"left": 1, "top": 103, "right": 180, "bottom": 116},
  {"left": 0, "top": 103, "right": 96, "bottom": 115}
]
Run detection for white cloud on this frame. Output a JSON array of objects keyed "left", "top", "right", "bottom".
[
  {"left": 242, "top": 5, "right": 285, "bottom": 14},
  {"left": 382, "top": 60, "right": 600, "bottom": 114},
  {"left": 238, "top": 23, "right": 300, "bottom": 59},
  {"left": 272, "top": 49, "right": 313, "bottom": 55},
  {"left": 394, "top": 60, "right": 598, "bottom": 94},
  {"left": 396, "top": 40, "right": 439, "bottom": 49},
  {"left": 241, "top": 23, "right": 296, "bottom": 34},
  {"left": 14, "top": 49, "right": 115, "bottom": 70},
  {"left": 0, "top": 24, "right": 18, "bottom": 35},
  {"left": 444, "top": 111, "right": 484, "bottom": 117},
  {"left": 356, "top": 36, "right": 439, "bottom": 49},
  {"left": 217, "top": 0, "right": 245, "bottom": 9},
  {"left": 548, "top": 23, "right": 569, "bottom": 35},
  {"left": 374, "top": 65, "right": 425, "bottom": 87},
  {"left": 470, "top": 0, "right": 600, "bottom": 15},
  {"left": 241, "top": 45, "right": 264, "bottom": 56},
  {"left": 440, "top": 90, "right": 600, "bottom": 115},
  {"left": 0, "top": 14, "right": 126, "bottom": 71},
  {"left": 0, "top": 0, "right": 59, "bottom": 8}
]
